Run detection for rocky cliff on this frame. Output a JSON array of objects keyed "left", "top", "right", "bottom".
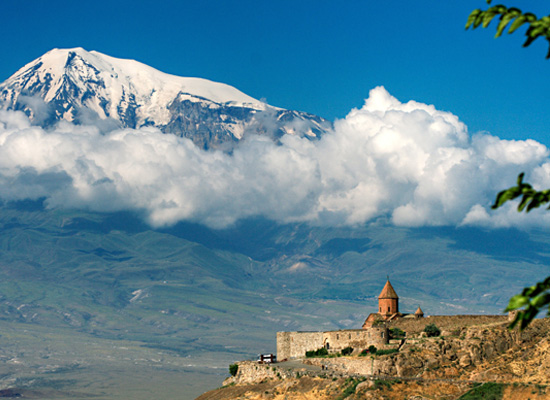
[{"left": 197, "top": 318, "right": 550, "bottom": 400}]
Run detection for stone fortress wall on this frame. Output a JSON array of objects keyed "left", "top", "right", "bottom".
[
  {"left": 277, "top": 331, "right": 322, "bottom": 361},
  {"left": 276, "top": 280, "right": 508, "bottom": 361},
  {"left": 277, "top": 326, "right": 388, "bottom": 361},
  {"left": 388, "top": 315, "right": 507, "bottom": 334}
]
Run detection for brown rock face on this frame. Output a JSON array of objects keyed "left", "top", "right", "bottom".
[
  {"left": 200, "top": 319, "right": 550, "bottom": 400},
  {"left": 395, "top": 355, "right": 424, "bottom": 377}
]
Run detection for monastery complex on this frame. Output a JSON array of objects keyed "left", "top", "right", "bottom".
[{"left": 277, "top": 280, "right": 505, "bottom": 360}]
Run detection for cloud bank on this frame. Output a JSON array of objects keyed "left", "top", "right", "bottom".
[{"left": 0, "top": 86, "right": 548, "bottom": 229}]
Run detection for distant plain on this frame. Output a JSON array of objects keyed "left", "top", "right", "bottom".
[{"left": 0, "top": 200, "right": 548, "bottom": 398}]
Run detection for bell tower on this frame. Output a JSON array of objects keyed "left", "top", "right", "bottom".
[{"left": 378, "top": 279, "right": 399, "bottom": 318}]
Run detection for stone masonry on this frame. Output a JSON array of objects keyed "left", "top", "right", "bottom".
[
  {"left": 277, "top": 326, "right": 388, "bottom": 360},
  {"left": 276, "top": 279, "right": 507, "bottom": 361}
]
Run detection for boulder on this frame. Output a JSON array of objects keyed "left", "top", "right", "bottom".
[
  {"left": 424, "top": 357, "right": 439, "bottom": 369},
  {"left": 458, "top": 353, "right": 471, "bottom": 368},
  {"left": 396, "top": 355, "right": 424, "bottom": 377},
  {"left": 355, "top": 380, "right": 375, "bottom": 392}
]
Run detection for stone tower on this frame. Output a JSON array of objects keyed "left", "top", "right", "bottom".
[{"left": 378, "top": 279, "right": 399, "bottom": 317}]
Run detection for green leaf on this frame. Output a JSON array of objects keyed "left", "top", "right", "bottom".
[
  {"left": 505, "top": 294, "right": 529, "bottom": 311},
  {"left": 529, "top": 25, "right": 547, "bottom": 37},
  {"left": 492, "top": 187, "right": 521, "bottom": 209},
  {"left": 506, "top": 276, "right": 550, "bottom": 330},
  {"left": 508, "top": 15, "right": 527, "bottom": 33},
  {"left": 524, "top": 13, "right": 537, "bottom": 23},
  {"left": 531, "top": 293, "right": 550, "bottom": 309},
  {"left": 466, "top": 9, "right": 482, "bottom": 29},
  {"left": 492, "top": 189, "right": 513, "bottom": 209},
  {"left": 496, "top": 13, "right": 516, "bottom": 37},
  {"left": 518, "top": 194, "right": 531, "bottom": 212},
  {"left": 482, "top": 11, "right": 499, "bottom": 28},
  {"left": 526, "top": 193, "right": 548, "bottom": 212},
  {"left": 474, "top": 12, "right": 485, "bottom": 29},
  {"left": 519, "top": 315, "right": 531, "bottom": 330},
  {"left": 506, "top": 8, "right": 522, "bottom": 15},
  {"left": 521, "top": 307, "right": 539, "bottom": 329},
  {"left": 517, "top": 172, "right": 525, "bottom": 185}
]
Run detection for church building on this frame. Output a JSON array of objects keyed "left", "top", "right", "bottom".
[
  {"left": 362, "top": 279, "right": 423, "bottom": 328},
  {"left": 276, "top": 279, "right": 423, "bottom": 360}
]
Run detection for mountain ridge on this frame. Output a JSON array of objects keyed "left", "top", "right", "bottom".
[{"left": 0, "top": 48, "right": 331, "bottom": 148}]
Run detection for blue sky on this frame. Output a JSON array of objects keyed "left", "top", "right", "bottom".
[{"left": 1, "top": 0, "right": 549, "bottom": 144}]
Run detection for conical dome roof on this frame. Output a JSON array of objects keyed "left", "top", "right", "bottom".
[
  {"left": 415, "top": 306, "right": 424, "bottom": 315},
  {"left": 378, "top": 280, "right": 398, "bottom": 299}
]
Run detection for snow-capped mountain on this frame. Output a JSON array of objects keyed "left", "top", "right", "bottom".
[{"left": 0, "top": 48, "right": 330, "bottom": 148}]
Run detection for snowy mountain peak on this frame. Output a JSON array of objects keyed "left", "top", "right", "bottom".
[{"left": 0, "top": 48, "right": 330, "bottom": 148}]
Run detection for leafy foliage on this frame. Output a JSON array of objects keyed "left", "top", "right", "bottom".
[
  {"left": 458, "top": 382, "right": 505, "bottom": 400},
  {"left": 305, "top": 347, "right": 329, "bottom": 358},
  {"left": 466, "top": 0, "right": 550, "bottom": 58},
  {"left": 424, "top": 323, "right": 441, "bottom": 337},
  {"left": 359, "top": 346, "right": 398, "bottom": 356},
  {"left": 229, "top": 363, "right": 239, "bottom": 377},
  {"left": 505, "top": 276, "right": 550, "bottom": 329},
  {"left": 375, "top": 348, "right": 399, "bottom": 356},
  {"left": 341, "top": 346, "right": 354, "bottom": 356},
  {"left": 492, "top": 173, "right": 550, "bottom": 212},
  {"left": 472, "top": 0, "right": 550, "bottom": 330},
  {"left": 389, "top": 327, "right": 405, "bottom": 339},
  {"left": 373, "top": 379, "right": 393, "bottom": 390},
  {"left": 337, "top": 378, "right": 365, "bottom": 400},
  {"left": 491, "top": 173, "right": 550, "bottom": 329}
]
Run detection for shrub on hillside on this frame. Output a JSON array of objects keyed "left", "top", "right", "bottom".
[
  {"left": 459, "top": 382, "right": 504, "bottom": 400},
  {"left": 424, "top": 323, "right": 441, "bottom": 337},
  {"left": 305, "top": 347, "right": 329, "bottom": 357},
  {"left": 340, "top": 377, "right": 365, "bottom": 397},
  {"left": 341, "top": 346, "right": 353, "bottom": 356},
  {"left": 360, "top": 346, "right": 398, "bottom": 357},
  {"left": 389, "top": 327, "right": 406, "bottom": 339},
  {"left": 375, "top": 348, "right": 399, "bottom": 356},
  {"left": 229, "top": 363, "right": 238, "bottom": 376}
]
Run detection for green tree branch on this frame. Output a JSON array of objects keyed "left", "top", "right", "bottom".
[
  {"left": 491, "top": 174, "right": 550, "bottom": 329},
  {"left": 468, "top": 1, "right": 550, "bottom": 329},
  {"left": 466, "top": 0, "right": 550, "bottom": 58}
]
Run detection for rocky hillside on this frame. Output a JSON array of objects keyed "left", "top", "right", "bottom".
[{"left": 197, "top": 318, "right": 550, "bottom": 400}]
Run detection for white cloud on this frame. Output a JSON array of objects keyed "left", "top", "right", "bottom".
[{"left": 0, "top": 87, "right": 549, "bottom": 229}]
